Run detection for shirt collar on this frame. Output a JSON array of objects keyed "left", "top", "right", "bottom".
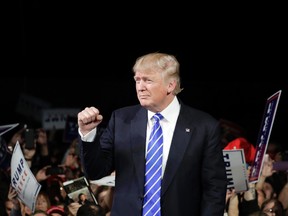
[{"left": 148, "top": 97, "right": 180, "bottom": 122}]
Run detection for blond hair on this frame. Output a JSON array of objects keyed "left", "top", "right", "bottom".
[{"left": 133, "top": 52, "right": 183, "bottom": 95}]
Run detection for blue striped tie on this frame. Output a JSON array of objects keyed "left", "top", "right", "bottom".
[{"left": 143, "top": 113, "right": 163, "bottom": 216}]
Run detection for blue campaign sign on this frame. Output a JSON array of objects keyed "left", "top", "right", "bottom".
[{"left": 249, "top": 90, "right": 282, "bottom": 183}]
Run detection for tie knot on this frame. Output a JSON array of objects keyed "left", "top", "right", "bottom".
[{"left": 153, "top": 113, "right": 163, "bottom": 122}]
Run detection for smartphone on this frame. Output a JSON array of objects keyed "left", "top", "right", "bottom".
[{"left": 24, "top": 128, "right": 35, "bottom": 149}]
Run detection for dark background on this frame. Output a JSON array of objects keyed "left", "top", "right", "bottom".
[{"left": 2, "top": 1, "right": 287, "bottom": 149}]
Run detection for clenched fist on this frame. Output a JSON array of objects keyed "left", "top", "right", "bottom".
[{"left": 77, "top": 107, "right": 103, "bottom": 136}]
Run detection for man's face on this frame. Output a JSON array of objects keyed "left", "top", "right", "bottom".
[
  {"left": 134, "top": 70, "right": 169, "bottom": 112},
  {"left": 80, "top": 194, "right": 86, "bottom": 201}
]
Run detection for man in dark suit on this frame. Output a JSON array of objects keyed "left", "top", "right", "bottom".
[{"left": 77, "top": 52, "right": 227, "bottom": 216}]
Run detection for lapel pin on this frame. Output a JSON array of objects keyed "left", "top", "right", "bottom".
[{"left": 185, "top": 128, "right": 190, "bottom": 132}]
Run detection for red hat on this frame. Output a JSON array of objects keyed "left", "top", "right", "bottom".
[
  {"left": 224, "top": 137, "right": 256, "bottom": 164},
  {"left": 47, "top": 206, "right": 67, "bottom": 216}
]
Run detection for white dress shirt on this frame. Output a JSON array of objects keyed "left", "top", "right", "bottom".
[{"left": 147, "top": 96, "right": 180, "bottom": 177}]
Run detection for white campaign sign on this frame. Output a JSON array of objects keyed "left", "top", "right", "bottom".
[
  {"left": 223, "top": 149, "right": 248, "bottom": 192},
  {"left": 42, "top": 108, "right": 80, "bottom": 130},
  {"left": 11, "top": 142, "right": 41, "bottom": 212}
]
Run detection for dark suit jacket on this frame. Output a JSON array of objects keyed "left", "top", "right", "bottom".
[{"left": 80, "top": 101, "right": 227, "bottom": 216}]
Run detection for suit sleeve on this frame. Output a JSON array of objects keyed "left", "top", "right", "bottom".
[
  {"left": 79, "top": 126, "right": 113, "bottom": 180},
  {"left": 201, "top": 121, "right": 227, "bottom": 216}
]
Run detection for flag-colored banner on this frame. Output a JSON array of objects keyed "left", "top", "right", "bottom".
[{"left": 249, "top": 90, "right": 282, "bottom": 182}]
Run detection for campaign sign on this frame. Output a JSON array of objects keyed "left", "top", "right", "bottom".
[
  {"left": 42, "top": 108, "right": 80, "bottom": 130},
  {"left": 0, "top": 123, "right": 19, "bottom": 169},
  {"left": 0, "top": 123, "right": 19, "bottom": 136},
  {"left": 223, "top": 149, "right": 248, "bottom": 192},
  {"left": 249, "top": 90, "right": 282, "bottom": 183},
  {"left": 11, "top": 142, "right": 42, "bottom": 212}
]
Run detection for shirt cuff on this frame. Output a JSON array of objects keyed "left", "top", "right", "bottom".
[{"left": 79, "top": 128, "right": 97, "bottom": 142}]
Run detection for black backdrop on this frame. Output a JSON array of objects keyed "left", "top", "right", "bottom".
[{"left": 3, "top": 1, "right": 287, "bottom": 149}]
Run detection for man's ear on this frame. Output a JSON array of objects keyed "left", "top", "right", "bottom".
[{"left": 167, "top": 79, "right": 176, "bottom": 94}]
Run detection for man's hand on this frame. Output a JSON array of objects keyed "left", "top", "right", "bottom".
[{"left": 77, "top": 107, "right": 103, "bottom": 136}]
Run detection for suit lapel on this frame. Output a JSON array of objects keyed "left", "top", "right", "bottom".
[
  {"left": 161, "top": 109, "right": 194, "bottom": 194},
  {"left": 131, "top": 109, "right": 147, "bottom": 192}
]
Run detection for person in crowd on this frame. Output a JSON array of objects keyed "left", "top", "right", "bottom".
[
  {"left": 7, "top": 127, "right": 50, "bottom": 171},
  {"left": 61, "top": 138, "right": 83, "bottom": 180},
  {"left": 278, "top": 177, "right": 288, "bottom": 213},
  {"left": 77, "top": 193, "right": 92, "bottom": 205},
  {"left": 225, "top": 153, "right": 288, "bottom": 215},
  {"left": 66, "top": 202, "right": 82, "bottom": 216},
  {"left": 77, "top": 52, "right": 227, "bottom": 215},
  {"left": 76, "top": 203, "right": 105, "bottom": 216},
  {"left": 90, "top": 171, "right": 115, "bottom": 215},
  {"left": 47, "top": 205, "right": 67, "bottom": 216},
  {"left": 4, "top": 198, "right": 14, "bottom": 216},
  {"left": 256, "top": 153, "right": 288, "bottom": 214},
  {"left": 225, "top": 166, "right": 261, "bottom": 216},
  {"left": 224, "top": 188, "right": 239, "bottom": 215},
  {"left": 32, "top": 209, "right": 49, "bottom": 216},
  {"left": 7, "top": 184, "right": 32, "bottom": 216},
  {"left": 266, "top": 141, "right": 285, "bottom": 162},
  {"left": 0, "top": 136, "right": 13, "bottom": 216},
  {"left": 94, "top": 185, "right": 114, "bottom": 215},
  {"left": 35, "top": 190, "right": 51, "bottom": 213},
  {"left": 1, "top": 171, "right": 11, "bottom": 216},
  {"left": 260, "top": 197, "right": 284, "bottom": 216}
]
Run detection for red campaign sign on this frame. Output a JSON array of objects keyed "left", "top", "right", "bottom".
[{"left": 249, "top": 90, "right": 282, "bottom": 183}]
